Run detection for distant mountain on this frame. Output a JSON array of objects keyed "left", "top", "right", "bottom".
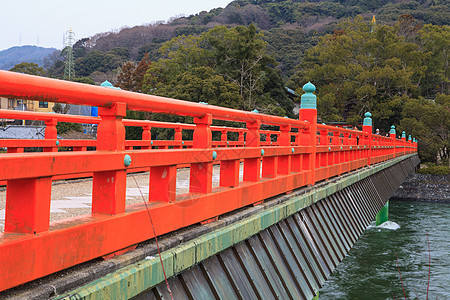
[{"left": 0, "top": 45, "right": 57, "bottom": 70}]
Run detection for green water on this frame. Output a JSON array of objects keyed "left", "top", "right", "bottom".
[{"left": 320, "top": 201, "right": 450, "bottom": 300}]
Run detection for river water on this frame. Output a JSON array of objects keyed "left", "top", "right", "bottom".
[{"left": 320, "top": 200, "right": 450, "bottom": 299}]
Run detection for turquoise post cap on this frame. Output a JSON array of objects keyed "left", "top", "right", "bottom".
[
  {"left": 124, "top": 154, "right": 131, "bottom": 167},
  {"left": 408, "top": 135, "right": 412, "bottom": 141},
  {"left": 402, "top": 131, "right": 406, "bottom": 138},
  {"left": 212, "top": 151, "right": 217, "bottom": 160},
  {"left": 252, "top": 109, "right": 259, "bottom": 113},
  {"left": 199, "top": 101, "right": 208, "bottom": 105},
  {"left": 390, "top": 125, "right": 396, "bottom": 135},
  {"left": 363, "top": 112, "right": 372, "bottom": 126},
  {"left": 300, "top": 82, "right": 316, "bottom": 109},
  {"left": 261, "top": 149, "right": 265, "bottom": 156},
  {"left": 101, "top": 80, "right": 121, "bottom": 90}
]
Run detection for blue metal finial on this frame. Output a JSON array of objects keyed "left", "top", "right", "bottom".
[{"left": 252, "top": 109, "right": 259, "bottom": 113}]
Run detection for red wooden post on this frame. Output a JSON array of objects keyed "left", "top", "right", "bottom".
[
  {"left": 244, "top": 120, "right": 261, "bottom": 182},
  {"left": 190, "top": 114, "right": 213, "bottom": 193},
  {"left": 238, "top": 131, "right": 244, "bottom": 147},
  {"left": 299, "top": 82, "right": 317, "bottom": 185},
  {"left": 277, "top": 124, "right": 291, "bottom": 175},
  {"left": 291, "top": 128, "right": 301, "bottom": 172},
  {"left": 92, "top": 103, "right": 127, "bottom": 215},
  {"left": 142, "top": 125, "right": 151, "bottom": 150},
  {"left": 332, "top": 130, "right": 340, "bottom": 167},
  {"left": 44, "top": 118, "right": 58, "bottom": 152},
  {"left": 5, "top": 177, "right": 52, "bottom": 234},
  {"left": 319, "top": 127, "right": 328, "bottom": 168},
  {"left": 174, "top": 126, "right": 182, "bottom": 149},
  {"left": 401, "top": 131, "right": 406, "bottom": 155},
  {"left": 390, "top": 125, "right": 396, "bottom": 158},
  {"left": 362, "top": 112, "right": 373, "bottom": 165},
  {"left": 221, "top": 129, "right": 227, "bottom": 147},
  {"left": 149, "top": 165, "right": 177, "bottom": 202}
]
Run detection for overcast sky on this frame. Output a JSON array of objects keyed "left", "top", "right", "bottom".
[{"left": 1, "top": 0, "right": 233, "bottom": 51}]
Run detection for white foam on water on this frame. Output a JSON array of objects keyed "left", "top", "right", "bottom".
[
  {"left": 377, "top": 220, "right": 400, "bottom": 230},
  {"left": 367, "top": 220, "right": 401, "bottom": 231}
]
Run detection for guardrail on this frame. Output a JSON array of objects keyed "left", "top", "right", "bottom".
[{"left": 0, "top": 70, "right": 417, "bottom": 291}]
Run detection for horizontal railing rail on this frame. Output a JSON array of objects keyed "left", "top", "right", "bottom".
[{"left": 0, "top": 70, "right": 417, "bottom": 291}]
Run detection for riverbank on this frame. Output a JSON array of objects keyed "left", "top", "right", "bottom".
[{"left": 391, "top": 173, "right": 449, "bottom": 202}]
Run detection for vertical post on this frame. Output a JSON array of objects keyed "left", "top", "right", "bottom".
[
  {"left": 244, "top": 120, "right": 261, "bottom": 182},
  {"left": 291, "top": 128, "right": 301, "bottom": 172},
  {"left": 174, "top": 127, "right": 182, "bottom": 149},
  {"left": 299, "top": 82, "right": 317, "bottom": 186},
  {"left": 5, "top": 177, "right": 52, "bottom": 234},
  {"left": 362, "top": 112, "right": 372, "bottom": 165},
  {"left": 142, "top": 125, "right": 151, "bottom": 150},
  {"left": 238, "top": 130, "right": 244, "bottom": 147},
  {"left": 44, "top": 118, "right": 58, "bottom": 152},
  {"left": 319, "top": 127, "right": 328, "bottom": 168},
  {"left": 390, "top": 125, "right": 396, "bottom": 158},
  {"left": 92, "top": 103, "right": 127, "bottom": 215},
  {"left": 332, "top": 131, "right": 340, "bottom": 169},
  {"left": 277, "top": 125, "right": 291, "bottom": 175},
  {"left": 221, "top": 129, "right": 227, "bottom": 147},
  {"left": 190, "top": 114, "right": 213, "bottom": 193},
  {"left": 402, "top": 131, "right": 406, "bottom": 156}
]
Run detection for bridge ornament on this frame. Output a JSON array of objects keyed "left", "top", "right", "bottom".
[
  {"left": 0, "top": 70, "right": 417, "bottom": 292},
  {"left": 124, "top": 154, "right": 131, "bottom": 167}
]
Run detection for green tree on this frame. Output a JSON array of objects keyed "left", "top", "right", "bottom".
[
  {"left": 143, "top": 24, "right": 293, "bottom": 116},
  {"left": 400, "top": 94, "right": 449, "bottom": 164},
  {"left": 418, "top": 24, "right": 449, "bottom": 97},
  {"left": 290, "top": 16, "right": 424, "bottom": 129},
  {"left": 9, "top": 62, "right": 45, "bottom": 76}
]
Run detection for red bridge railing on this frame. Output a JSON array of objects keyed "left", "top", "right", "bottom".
[{"left": 0, "top": 70, "right": 417, "bottom": 291}]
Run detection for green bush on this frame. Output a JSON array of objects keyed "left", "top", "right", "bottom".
[{"left": 417, "top": 165, "right": 450, "bottom": 175}]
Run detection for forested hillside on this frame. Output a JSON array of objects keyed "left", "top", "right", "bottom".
[{"left": 11, "top": 0, "right": 449, "bottom": 164}]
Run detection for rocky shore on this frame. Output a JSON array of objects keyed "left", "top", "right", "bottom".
[{"left": 392, "top": 173, "right": 449, "bottom": 202}]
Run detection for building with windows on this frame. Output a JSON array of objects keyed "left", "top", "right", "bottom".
[{"left": 0, "top": 97, "right": 54, "bottom": 112}]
